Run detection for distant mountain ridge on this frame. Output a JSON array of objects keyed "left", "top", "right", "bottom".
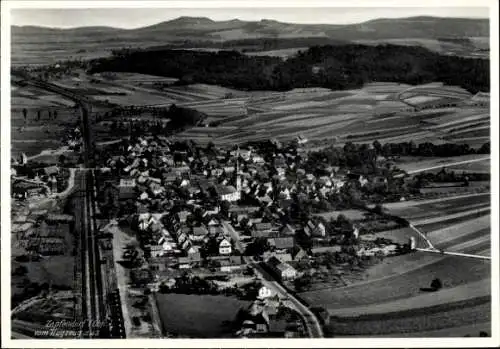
[{"left": 12, "top": 15, "right": 489, "bottom": 40}]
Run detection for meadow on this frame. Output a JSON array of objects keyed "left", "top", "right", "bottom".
[{"left": 155, "top": 293, "right": 249, "bottom": 338}]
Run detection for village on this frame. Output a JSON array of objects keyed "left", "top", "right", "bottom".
[{"left": 89, "top": 132, "right": 423, "bottom": 338}]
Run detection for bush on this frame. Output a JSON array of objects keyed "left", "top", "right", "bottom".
[{"left": 430, "top": 278, "right": 443, "bottom": 291}]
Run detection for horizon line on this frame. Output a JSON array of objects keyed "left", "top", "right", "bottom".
[{"left": 10, "top": 14, "right": 490, "bottom": 31}]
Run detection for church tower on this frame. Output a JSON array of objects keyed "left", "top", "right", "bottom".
[{"left": 235, "top": 146, "right": 241, "bottom": 191}]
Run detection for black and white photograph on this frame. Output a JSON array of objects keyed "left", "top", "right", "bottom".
[{"left": 1, "top": 0, "right": 498, "bottom": 347}]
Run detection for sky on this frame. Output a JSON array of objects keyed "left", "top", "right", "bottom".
[{"left": 10, "top": 7, "right": 490, "bottom": 29}]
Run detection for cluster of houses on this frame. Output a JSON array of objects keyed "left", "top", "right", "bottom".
[
  {"left": 98, "top": 136, "right": 409, "bottom": 297},
  {"left": 235, "top": 286, "right": 304, "bottom": 338},
  {"left": 12, "top": 211, "right": 73, "bottom": 256},
  {"left": 11, "top": 152, "right": 69, "bottom": 200}
]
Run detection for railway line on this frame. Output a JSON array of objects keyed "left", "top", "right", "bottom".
[{"left": 17, "top": 75, "right": 126, "bottom": 338}]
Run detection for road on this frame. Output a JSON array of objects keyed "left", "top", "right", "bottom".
[
  {"left": 221, "top": 221, "right": 324, "bottom": 338},
  {"left": 394, "top": 156, "right": 490, "bottom": 177},
  {"left": 416, "top": 248, "right": 491, "bottom": 260}
]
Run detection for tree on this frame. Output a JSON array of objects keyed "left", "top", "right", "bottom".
[
  {"left": 294, "top": 274, "right": 312, "bottom": 292},
  {"left": 245, "top": 237, "right": 270, "bottom": 256},
  {"left": 430, "top": 278, "right": 443, "bottom": 291},
  {"left": 58, "top": 154, "right": 66, "bottom": 166},
  {"left": 13, "top": 265, "right": 28, "bottom": 276},
  {"left": 373, "top": 203, "right": 384, "bottom": 214},
  {"left": 373, "top": 140, "right": 382, "bottom": 155}
]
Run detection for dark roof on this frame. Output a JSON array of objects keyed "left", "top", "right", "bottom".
[
  {"left": 253, "top": 222, "right": 273, "bottom": 231},
  {"left": 268, "top": 237, "right": 294, "bottom": 249}
]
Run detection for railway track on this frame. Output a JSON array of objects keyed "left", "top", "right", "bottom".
[{"left": 19, "top": 75, "right": 118, "bottom": 338}]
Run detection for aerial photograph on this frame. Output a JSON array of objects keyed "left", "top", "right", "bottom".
[{"left": 5, "top": 3, "right": 495, "bottom": 342}]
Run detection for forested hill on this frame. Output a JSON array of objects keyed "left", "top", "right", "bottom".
[{"left": 88, "top": 44, "right": 489, "bottom": 93}]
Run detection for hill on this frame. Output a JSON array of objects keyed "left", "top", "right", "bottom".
[
  {"left": 12, "top": 15, "right": 489, "bottom": 40},
  {"left": 12, "top": 16, "right": 489, "bottom": 65}
]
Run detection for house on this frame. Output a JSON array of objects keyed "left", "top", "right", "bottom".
[
  {"left": 162, "top": 173, "right": 178, "bottom": 184},
  {"left": 43, "top": 165, "right": 59, "bottom": 177},
  {"left": 177, "top": 211, "right": 191, "bottom": 224},
  {"left": 171, "top": 166, "right": 190, "bottom": 177},
  {"left": 217, "top": 185, "right": 240, "bottom": 202},
  {"left": 279, "top": 224, "right": 296, "bottom": 236},
  {"left": 178, "top": 252, "right": 202, "bottom": 269},
  {"left": 149, "top": 245, "right": 165, "bottom": 258},
  {"left": 296, "top": 135, "right": 308, "bottom": 144},
  {"left": 220, "top": 255, "right": 245, "bottom": 272},
  {"left": 267, "top": 257, "right": 297, "bottom": 281},
  {"left": 268, "top": 319, "right": 289, "bottom": 336},
  {"left": 191, "top": 225, "right": 208, "bottom": 242},
  {"left": 304, "top": 220, "right": 326, "bottom": 237},
  {"left": 268, "top": 237, "right": 294, "bottom": 250},
  {"left": 263, "top": 251, "right": 292, "bottom": 263},
  {"left": 251, "top": 223, "right": 273, "bottom": 238},
  {"left": 218, "top": 238, "right": 232, "bottom": 255}
]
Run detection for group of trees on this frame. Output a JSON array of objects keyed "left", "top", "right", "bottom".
[
  {"left": 306, "top": 140, "right": 490, "bottom": 178},
  {"left": 374, "top": 140, "right": 490, "bottom": 158},
  {"left": 89, "top": 44, "right": 489, "bottom": 93},
  {"left": 20, "top": 108, "right": 59, "bottom": 122},
  {"left": 416, "top": 168, "right": 489, "bottom": 184},
  {"left": 103, "top": 104, "right": 206, "bottom": 137}
]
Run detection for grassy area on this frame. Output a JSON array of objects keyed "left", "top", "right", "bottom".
[
  {"left": 325, "top": 298, "right": 490, "bottom": 336},
  {"left": 314, "top": 209, "right": 368, "bottom": 221},
  {"left": 395, "top": 155, "right": 489, "bottom": 174},
  {"left": 155, "top": 293, "right": 250, "bottom": 338},
  {"left": 416, "top": 209, "right": 490, "bottom": 233},
  {"left": 362, "top": 227, "right": 428, "bottom": 248},
  {"left": 300, "top": 253, "right": 490, "bottom": 310},
  {"left": 21, "top": 256, "right": 75, "bottom": 287}
]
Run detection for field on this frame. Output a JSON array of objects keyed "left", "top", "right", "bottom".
[
  {"left": 155, "top": 293, "right": 249, "bottom": 338},
  {"left": 394, "top": 155, "right": 491, "bottom": 174},
  {"left": 167, "top": 82, "right": 489, "bottom": 147},
  {"left": 14, "top": 69, "right": 489, "bottom": 150},
  {"left": 301, "top": 253, "right": 489, "bottom": 309},
  {"left": 11, "top": 84, "right": 81, "bottom": 158},
  {"left": 361, "top": 227, "right": 429, "bottom": 248},
  {"left": 385, "top": 193, "right": 490, "bottom": 219},
  {"left": 302, "top": 251, "right": 490, "bottom": 336},
  {"left": 299, "top": 191, "right": 492, "bottom": 337},
  {"left": 353, "top": 37, "right": 489, "bottom": 59}
]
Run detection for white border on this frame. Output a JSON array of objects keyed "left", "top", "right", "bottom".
[{"left": 1, "top": 0, "right": 499, "bottom": 348}]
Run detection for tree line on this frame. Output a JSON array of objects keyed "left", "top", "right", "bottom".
[{"left": 89, "top": 44, "right": 489, "bottom": 93}]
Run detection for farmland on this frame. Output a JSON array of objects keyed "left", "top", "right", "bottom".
[
  {"left": 167, "top": 82, "right": 490, "bottom": 147},
  {"left": 302, "top": 252, "right": 490, "bottom": 336},
  {"left": 301, "top": 254, "right": 489, "bottom": 309},
  {"left": 298, "top": 190, "right": 491, "bottom": 337},
  {"left": 13, "top": 66, "right": 490, "bottom": 151},
  {"left": 11, "top": 82, "right": 84, "bottom": 158}
]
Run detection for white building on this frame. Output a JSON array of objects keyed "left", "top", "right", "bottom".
[{"left": 218, "top": 238, "right": 232, "bottom": 255}]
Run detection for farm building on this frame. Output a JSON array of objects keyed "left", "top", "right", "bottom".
[
  {"left": 118, "top": 178, "right": 136, "bottom": 200},
  {"left": 268, "top": 236, "right": 295, "bottom": 250},
  {"left": 219, "top": 256, "right": 245, "bottom": 272},
  {"left": 267, "top": 256, "right": 297, "bottom": 281},
  {"left": 304, "top": 220, "right": 326, "bottom": 237},
  {"left": 251, "top": 223, "right": 274, "bottom": 238},
  {"left": 215, "top": 185, "right": 241, "bottom": 202}
]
